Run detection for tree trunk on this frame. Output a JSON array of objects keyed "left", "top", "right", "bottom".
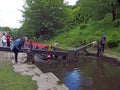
[{"left": 111, "top": 2, "right": 116, "bottom": 21}]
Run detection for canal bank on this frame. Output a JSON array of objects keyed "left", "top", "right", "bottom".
[
  {"left": 35, "top": 50, "right": 120, "bottom": 90},
  {"left": 2, "top": 50, "right": 120, "bottom": 90},
  {"left": 12, "top": 53, "right": 68, "bottom": 90},
  {"left": 87, "top": 50, "right": 120, "bottom": 62}
]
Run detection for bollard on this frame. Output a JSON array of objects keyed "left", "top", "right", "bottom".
[{"left": 26, "top": 48, "right": 35, "bottom": 64}]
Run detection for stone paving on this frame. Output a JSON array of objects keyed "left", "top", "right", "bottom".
[{"left": 0, "top": 52, "right": 68, "bottom": 90}]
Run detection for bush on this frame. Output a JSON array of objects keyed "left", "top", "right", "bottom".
[
  {"left": 107, "top": 39, "right": 120, "bottom": 48},
  {"left": 79, "top": 23, "right": 87, "bottom": 29},
  {"left": 113, "top": 44, "right": 120, "bottom": 53},
  {"left": 107, "top": 32, "right": 120, "bottom": 48},
  {"left": 103, "top": 13, "right": 112, "bottom": 22},
  {"left": 112, "top": 19, "right": 120, "bottom": 27}
]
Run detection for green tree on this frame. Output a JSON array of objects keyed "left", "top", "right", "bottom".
[
  {"left": 22, "top": 0, "right": 68, "bottom": 40},
  {"left": 76, "top": 0, "right": 120, "bottom": 22},
  {"left": 0, "top": 26, "right": 12, "bottom": 34}
]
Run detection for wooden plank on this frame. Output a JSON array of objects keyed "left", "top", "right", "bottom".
[
  {"left": 69, "top": 41, "right": 97, "bottom": 52},
  {"left": 0, "top": 47, "right": 13, "bottom": 52},
  {"left": 0, "top": 47, "right": 26, "bottom": 52},
  {"left": 31, "top": 49, "right": 68, "bottom": 56},
  {"left": 0, "top": 41, "right": 97, "bottom": 59},
  {"left": 0, "top": 47, "right": 68, "bottom": 55}
]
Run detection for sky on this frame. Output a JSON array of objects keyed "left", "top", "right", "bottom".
[{"left": 0, "top": 0, "right": 78, "bottom": 28}]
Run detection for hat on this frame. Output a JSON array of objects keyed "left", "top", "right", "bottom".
[
  {"left": 22, "top": 36, "right": 28, "bottom": 41},
  {"left": 24, "top": 37, "right": 28, "bottom": 41}
]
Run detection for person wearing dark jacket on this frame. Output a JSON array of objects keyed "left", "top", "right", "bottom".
[
  {"left": 10, "top": 37, "right": 27, "bottom": 64},
  {"left": 100, "top": 33, "right": 106, "bottom": 52}
]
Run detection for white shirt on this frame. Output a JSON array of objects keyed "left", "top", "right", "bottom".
[{"left": 1, "top": 35, "right": 6, "bottom": 42}]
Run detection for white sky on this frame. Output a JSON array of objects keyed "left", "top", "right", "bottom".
[
  {"left": 0, "top": 0, "right": 78, "bottom": 28},
  {"left": 64, "top": 0, "right": 78, "bottom": 5}
]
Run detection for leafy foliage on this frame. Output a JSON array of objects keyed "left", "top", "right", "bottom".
[
  {"left": 22, "top": 0, "right": 68, "bottom": 39},
  {"left": 0, "top": 26, "right": 12, "bottom": 34},
  {"left": 2, "top": 0, "right": 120, "bottom": 49},
  {"left": 77, "top": 0, "right": 120, "bottom": 21},
  {"left": 47, "top": 19, "right": 120, "bottom": 49}
]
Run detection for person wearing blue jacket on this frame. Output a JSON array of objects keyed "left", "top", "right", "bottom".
[{"left": 10, "top": 37, "right": 27, "bottom": 64}]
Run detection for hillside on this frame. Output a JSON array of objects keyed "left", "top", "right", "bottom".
[{"left": 47, "top": 20, "right": 120, "bottom": 53}]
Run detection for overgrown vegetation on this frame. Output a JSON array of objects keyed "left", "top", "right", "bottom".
[
  {"left": 0, "top": 0, "right": 120, "bottom": 53},
  {"left": 47, "top": 19, "right": 120, "bottom": 50}
]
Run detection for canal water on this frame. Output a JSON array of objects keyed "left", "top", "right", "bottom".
[{"left": 35, "top": 56, "right": 120, "bottom": 90}]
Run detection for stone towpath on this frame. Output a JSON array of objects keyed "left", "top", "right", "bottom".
[
  {"left": 1, "top": 52, "right": 68, "bottom": 90},
  {"left": 88, "top": 50, "right": 120, "bottom": 62}
]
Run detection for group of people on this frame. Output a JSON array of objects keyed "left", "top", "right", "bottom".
[
  {"left": 1, "top": 33, "right": 11, "bottom": 47},
  {"left": 1, "top": 33, "right": 28, "bottom": 64}
]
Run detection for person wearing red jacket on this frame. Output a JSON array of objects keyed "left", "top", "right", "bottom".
[{"left": 6, "top": 34, "right": 10, "bottom": 47}]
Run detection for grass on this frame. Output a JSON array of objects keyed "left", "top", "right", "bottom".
[
  {"left": 0, "top": 61, "right": 36, "bottom": 90},
  {"left": 45, "top": 20, "right": 120, "bottom": 56},
  {"left": 47, "top": 20, "right": 120, "bottom": 50},
  {"left": 106, "top": 46, "right": 120, "bottom": 57}
]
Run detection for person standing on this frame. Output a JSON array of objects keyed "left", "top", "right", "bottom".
[
  {"left": 97, "top": 41, "right": 102, "bottom": 57},
  {"left": 6, "top": 34, "right": 11, "bottom": 47},
  {"left": 100, "top": 33, "right": 106, "bottom": 52},
  {"left": 1, "top": 33, "right": 7, "bottom": 47},
  {"left": 10, "top": 37, "right": 27, "bottom": 64}
]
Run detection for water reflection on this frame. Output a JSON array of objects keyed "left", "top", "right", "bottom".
[
  {"left": 64, "top": 68, "right": 83, "bottom": 90},
  {"left": 96, "top": 59, "right": 105, "bottom": 78},
  {"left": 35, "top": 56, "right": 120, "bottom": 90},
  {"left": 117, "top": 84, "right": 120, "bottom": 90}
]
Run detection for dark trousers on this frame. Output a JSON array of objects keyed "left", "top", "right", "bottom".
[
  {"left": 101, "top": 43, "right": 105, "bottom": 52},
  {"left": 13, "top": 47, "right": 19, "bottom": 62},
  {"left": 7, "top": 42, "right": 10, "bottom": 47}
]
